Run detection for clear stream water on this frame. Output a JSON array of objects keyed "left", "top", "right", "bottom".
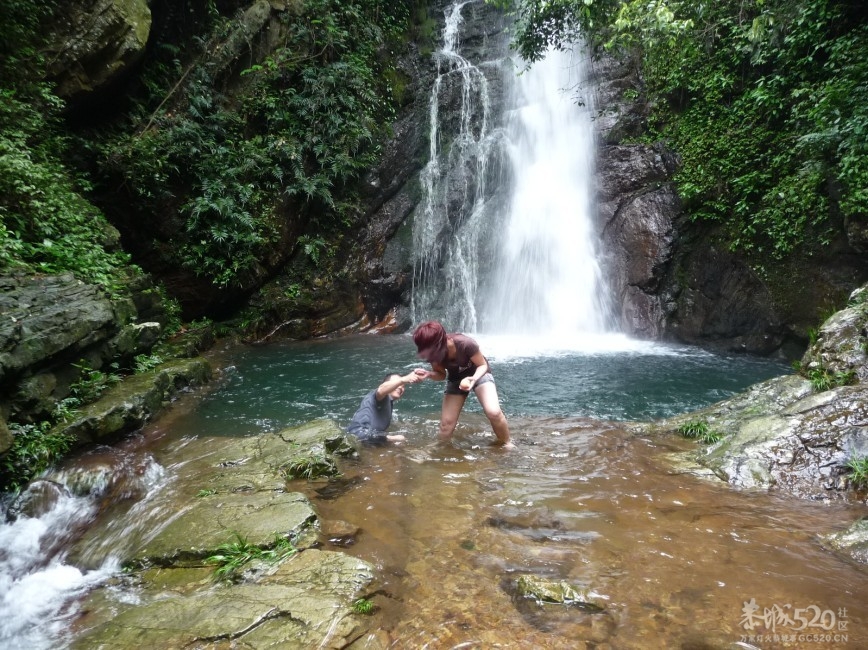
[
  {"left": 2, "top": 334, "right": 868, "bottom": 648},
  {"left": 178, "top": 334, "right": 793, "bottom": 434},
  {"left": 3, "top": 0, "right": 867, "bottom": 645}
]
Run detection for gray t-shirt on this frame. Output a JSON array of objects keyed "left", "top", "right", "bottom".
[{"left": 347, "top": 390, "right": 393, "bottom": 441}]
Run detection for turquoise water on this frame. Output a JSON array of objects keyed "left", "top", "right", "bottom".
[{"left": 184, "top": 333, "right": 791, "bottom": 437}]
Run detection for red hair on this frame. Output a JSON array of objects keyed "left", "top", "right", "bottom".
[{"left": 413, "top": 320, "right": 447, "bottom": 362}]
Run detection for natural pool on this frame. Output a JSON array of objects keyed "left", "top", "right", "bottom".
[
  {"left": 175, "top": 333, "right": 794, "bottom": 435},
  {"left": 3, "top": 333, "right": 866, "bottom": 648}
]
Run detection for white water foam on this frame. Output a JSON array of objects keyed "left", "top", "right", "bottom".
[
  {"left": 0, "top": 495, "right": 118, "bottom": 649},
  {"left": 467, "top": 332, "right": 713, "bottom": 363}
]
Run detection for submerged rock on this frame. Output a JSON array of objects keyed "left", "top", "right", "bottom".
[
  {"left": 821, "top": 519, "right": 868, "bottom": 564},
  {"left": 514, "top": 575, "right": 605, "bottom": 611},
  {"left": 5, "top": 479, "right": 69, "bottom": 521}
]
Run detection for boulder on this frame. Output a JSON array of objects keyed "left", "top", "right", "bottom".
[
  {"left": 801, "top": 286, "right": 868, "bottom": 382},
  {"left": 634, "top": 285, "right": 868, "bottom": 503},
  {"left": 44, "top": 0, "right": 152, "bottom": 107},
  {"left": 821, "top": 519, "right": 868, "bottom": 564},
  {"left": 0, "top": 274, "right": 116, "bottom": 384},
  {"left": 515, "top": 575, "right": 604, "bottom": 610},
  {"left": 73, "top": 550, "right": 374, "bottom": 649},
  {"left": 56, "top": 357, "right": 212, "bottom": 446},
  {"left": 0, "top": 272, "right": 169, "bottom": 424}
]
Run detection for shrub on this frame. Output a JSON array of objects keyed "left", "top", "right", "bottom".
[
  {"left": 352, "top": 598, "right": 375, "bottom": 615},
  {"left": 808, "top": 367, "right": 855, "bottom": 392},
  {"left": 1, "top": 423, "right": 76, "bottom": 493},
  {"left": 280, "top": 454, "right": 339, "bottom": 480}
]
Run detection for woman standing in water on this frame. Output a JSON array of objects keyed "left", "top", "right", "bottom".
[{"left": 412, "top": 320, "right": 513, "bottom": 448}]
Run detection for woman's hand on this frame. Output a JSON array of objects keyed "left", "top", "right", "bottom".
[{"left": 459, "top": 377, "right": 474, "bottom": 392}]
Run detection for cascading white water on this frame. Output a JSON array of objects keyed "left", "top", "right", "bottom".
[
  {"left": 411, "top": 1, "right": 614, "bottom": 337},
  {"left": 484, "top": 49, "right": 612, "bottom": 335},
  {"left": 0, "top": 456, "right": 165, "bottom": 649},
  {"left": 410, "top": 1, "right": 507, "bottom": 332},
  {"left": 0, "top": 494, "right": 118, "bottom": 649}
]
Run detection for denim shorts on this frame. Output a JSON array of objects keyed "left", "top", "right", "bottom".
[{"left": 445, "top": 372, "right": 494, "bottom": 395}]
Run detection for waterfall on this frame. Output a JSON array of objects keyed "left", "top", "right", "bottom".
[
  {"left": 410, "top": 1, "right": 613, "bottom": 336},
  {"left": 410, "top": 1, "right": 508, "bottom": 332},
  {"left": 484, "top": 49, "right": 612, "bottom": 335}
]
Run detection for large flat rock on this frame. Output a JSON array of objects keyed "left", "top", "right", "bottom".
[{"left": 73, "top": 549, "right": 375, "bottom": 649}]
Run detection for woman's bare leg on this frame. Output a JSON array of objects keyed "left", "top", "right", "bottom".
[
  {"left": 439, "top": 393, "right": 467, "bottom": 441},
  {"left": 474, "top": 382, "right": 512, "bottom": 446}
]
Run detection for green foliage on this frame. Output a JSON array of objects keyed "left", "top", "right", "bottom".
[
  {"left": 845, "top": 456, "right": 868, "bottom": 488},
  {"left": 70, "top": 361, "right": 122, "bottom": 403},
  {"left": 352, "top": 598, "right": 375, "bottom": 615},
  {"left": 807, "top": 366, "right": 855, "bottom": 392},
  {"left": 500, "top": 0, "right": 868, "bottom": 258},
  {"left": 677, "top": 419, "right": 722, "bottom": 444},
  {"left": 677, "top": 420, "right": 708, "bottom": 439},
  {"left": 280, "top": 454, "right": 339, "bottom": 480},
  {"left": 1, "top": 423, "right": 76, "bottom": 494},
  {"left": 205, "top": 532, "right": 297, "bottom": 581},
  {"left": 698, "top": 429, "right": 723, "bottom": 445},
  {"left": 0, "top": 86, "right": 133, "bottom": 287},
  {"left": 134, "top": 353, "right": 165, "bottom": 374},
  {"left": 297, "top": 235, "right": 332, "bottom": 265},
  {"left": 196, "top": 488, "right": 217, "bottom": 497},
  {"left": 98, "top": 0, "right": 415, "bottom": 288},
  {"left": 0, "top": 358, "right": 132, "bottom": 493},
  {"left": 0, "top": 0, "right": 135, "bottom": 289},
  {"left": 0, "top": 0, "right": 57, "bottom": 83}
]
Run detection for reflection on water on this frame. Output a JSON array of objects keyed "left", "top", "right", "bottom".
[{"left": 303, "top": 417, "right": 867, "bottom": 648}]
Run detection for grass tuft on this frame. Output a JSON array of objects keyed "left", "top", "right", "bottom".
[
  {"left": 846, "top": 456, "right": 868, "bottom": 488},
  {"left": 205, "top": 532, "right": 296, "bottom": 581}
]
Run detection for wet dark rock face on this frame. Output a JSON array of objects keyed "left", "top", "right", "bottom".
[
  {"left": 0, "top": 272, "right": 169, "bottom": 453},
  {"left": 592, "top": 57, "right": 868, "bottom": 354}
]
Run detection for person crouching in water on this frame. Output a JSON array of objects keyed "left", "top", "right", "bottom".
[
  {"left": 347, "top": 371, "right": 422, "bottom": 444},
  {"left": 412, "top": 320, "right": 513, "bottom": 448}
]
